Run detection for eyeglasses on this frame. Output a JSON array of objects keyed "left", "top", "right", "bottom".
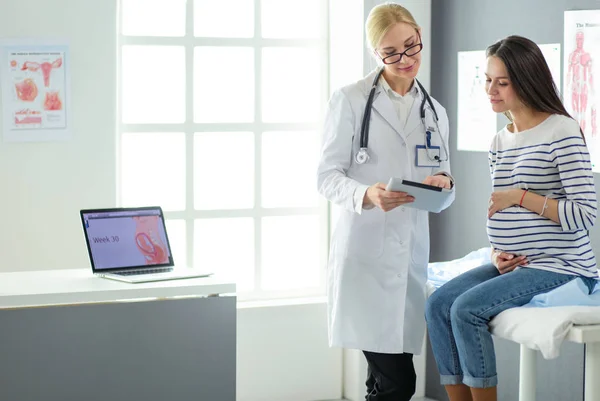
[{"left": 379, "top": 42, "right": 423, "bottom": 65}]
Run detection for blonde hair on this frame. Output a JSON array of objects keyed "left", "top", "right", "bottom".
[{"left": 366, "top": 3, "right": 420, "bottom": 50}]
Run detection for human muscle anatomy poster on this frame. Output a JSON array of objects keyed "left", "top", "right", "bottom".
[
  {"left": 0, "top": 41, "right": 71, "bottom": 142},
  {"left": 457, "top": 50, "right": 497, "bottom": 152},
  {"left": 564, "top": 10, "right": 600, "bottom": 171}
]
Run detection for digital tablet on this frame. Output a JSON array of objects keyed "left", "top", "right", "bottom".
[{"left": 385, "top": 178, "right": 453, "bottom": 213}]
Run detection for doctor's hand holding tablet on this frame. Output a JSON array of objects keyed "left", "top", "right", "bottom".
[
  {"left": 422, "top": 174, "right": 453, "bottom": 189},
  {"left": 363, "top": 174, "right": 451, "bottom": 213},
  {"left": 362, "top": 182, "right": 415, "bottom": 212}
]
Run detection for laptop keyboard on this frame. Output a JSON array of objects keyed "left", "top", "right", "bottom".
[{"left": 113, "top": 267, "right": 173, "bottom": 276}]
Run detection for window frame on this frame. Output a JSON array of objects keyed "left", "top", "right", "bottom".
[{"left": 117, "top": 0, "right": 330, "bottom": 301}]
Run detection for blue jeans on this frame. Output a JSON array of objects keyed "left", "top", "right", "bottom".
[{"left": 425, "top": 263, "right": 596, "bottom": 388}]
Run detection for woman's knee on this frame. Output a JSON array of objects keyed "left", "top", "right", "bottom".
[
  {"left": 449, "top": 292, "right": 481, "bottom": 324},
  {"left": 425, "top": 286, "right": 454, "bottom": 322}
]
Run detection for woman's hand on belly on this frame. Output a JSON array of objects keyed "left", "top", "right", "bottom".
[
  {"left": 492, "top": 249, "right": 528, "bottom": 274},
  {"left": 488, "top": 189, "right": 523, "bottom": 218},
  {"left": 363, "top": 182, "right": 415, "bottom": 212}
]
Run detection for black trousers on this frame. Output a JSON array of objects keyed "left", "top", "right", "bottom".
[{"left": 362, "top": 351, "right": 416, "bottom": 401}]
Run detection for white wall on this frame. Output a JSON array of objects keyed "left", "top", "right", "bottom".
[
  {"left": 0, "top": 2, "right": 342, "bottom": 401},
  {"left": 237, "top": 301, "right": 341, "bottom": 401},
  {"left": 0, "top": 0, "right": 117, "bottom": 273}
]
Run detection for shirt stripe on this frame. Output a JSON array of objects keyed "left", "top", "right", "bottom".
[{"left": 487, "top": 115, "right": 598, "bottom": 278}]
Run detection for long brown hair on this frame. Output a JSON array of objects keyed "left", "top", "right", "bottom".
[{"left": 486, "top": 35, "right": 585, "bottom": 139}]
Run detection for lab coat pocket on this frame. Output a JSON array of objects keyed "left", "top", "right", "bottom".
[{"left": 345, "top": 208, "right": 386, "bottom": 259}]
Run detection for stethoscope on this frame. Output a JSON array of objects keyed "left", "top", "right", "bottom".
[{"left": 355, "top": 67, "right": 449, "bottom": 164}]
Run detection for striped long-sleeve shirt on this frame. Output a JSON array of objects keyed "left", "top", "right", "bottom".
[{"left": 487, "top": 114, "right": 598, "bottom": 278}]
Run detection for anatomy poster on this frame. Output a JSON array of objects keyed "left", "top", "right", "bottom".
[
  {"left": 457, "top": 50, "right": 497, "bottom": 152},
  {"left": 564, "top": 10, "right": 600, "bottom": 171},
  {"left": 539, "top": 43, "right": 561, "bottom": 94},
  {"left": 0, "top": 42, "right": 71, "bottom": 142}
]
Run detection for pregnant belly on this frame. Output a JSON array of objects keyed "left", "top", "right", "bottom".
[{"left": 486, "top": 208, "right": 563, "bottom": 256}]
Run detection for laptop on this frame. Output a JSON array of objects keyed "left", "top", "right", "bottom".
[{"left": 80, "top": 206, "right": 212, "bottom": 283}]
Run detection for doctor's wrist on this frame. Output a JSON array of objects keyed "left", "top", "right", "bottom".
[{"left": 363, "top": 188, "right": 375, "bottom": 209}]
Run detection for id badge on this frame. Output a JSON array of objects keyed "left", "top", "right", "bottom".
[{"left": 416, "top": 145, "right": 441, "bottom": 167}]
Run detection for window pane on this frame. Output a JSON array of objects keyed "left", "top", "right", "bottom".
[
  {"left": 194, "top": 132, "right": 254, "bottom": 209},
  {"left": 261, "top": 0, "right": 322, "bottom": 39},
  {"left": 262, "top": 131, "right": 319, "bottom": 208},
  {"left": 194, "top": 218, "right": 254, "bottom": 290},
  {"left": 194, "top": 47, "right": 254, "bottom": 122},
  {"left": 166, "top": 219, "right": 187, "bottom": 267},
  {"left": 329, "top": 0, "right": 363, "bottom": 95},
  {"left": 121, "top": 0, "right": 186, "bottom": 37},
  {"left": 122, "top": 46, "right": 185, "bottom": 124},
  {"left": 262, "top": 47, "right": 322, "bottom": 123},
  {"left": 121, "top": 133, "right": 186, "bottom": 211},
  {"left": 261, "top": 215, "right": 320, "bottom": 290},
  {"left": 194, "top": 0, "right": 254, "bottom": 38}
]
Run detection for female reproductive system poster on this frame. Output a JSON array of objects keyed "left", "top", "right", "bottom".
[{"left": 0, "top": 42, "right": 71, "bottom": 142}]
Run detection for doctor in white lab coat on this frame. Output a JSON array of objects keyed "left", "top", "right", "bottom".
[{"left": 317, "top": 4, "right": 455, "bottom": 401}]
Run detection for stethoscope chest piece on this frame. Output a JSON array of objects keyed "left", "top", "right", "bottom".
[{"left": 356, "top": 147, "right": 369, "bottom": 164}]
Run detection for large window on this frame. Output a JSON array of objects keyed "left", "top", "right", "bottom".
[{"left": 118, "top": 0, "right": 329, "bottom": 300}]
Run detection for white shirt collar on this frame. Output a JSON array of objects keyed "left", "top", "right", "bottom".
[{"left": 379, "top": 76, "right": 419, "bottom": 99}]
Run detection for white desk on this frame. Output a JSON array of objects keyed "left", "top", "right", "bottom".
[
  {"left": 0, "top": 268, "right": 237, "bottom": 401},
  {"left": 0, "top": 268, "right": 235, "bottom": 308}
]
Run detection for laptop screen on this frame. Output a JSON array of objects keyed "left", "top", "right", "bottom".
[{"left": 80, "top": 207, "right": 174, "bottom": 272}]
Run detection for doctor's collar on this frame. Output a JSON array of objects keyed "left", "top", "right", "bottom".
[{"left": 378, "top": 75, "right": 419, "bottom": 98}]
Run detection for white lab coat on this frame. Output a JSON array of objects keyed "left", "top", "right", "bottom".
[{"left": 317, "top": 69, "right": 455, "bottom": 354}]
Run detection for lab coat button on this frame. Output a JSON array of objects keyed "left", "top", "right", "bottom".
[
  {"left": 399, "top": 241, "right": 404, "bottom": 245},
  {"left": 401, "top": 207, "right": 405, "bottom": 212}
]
